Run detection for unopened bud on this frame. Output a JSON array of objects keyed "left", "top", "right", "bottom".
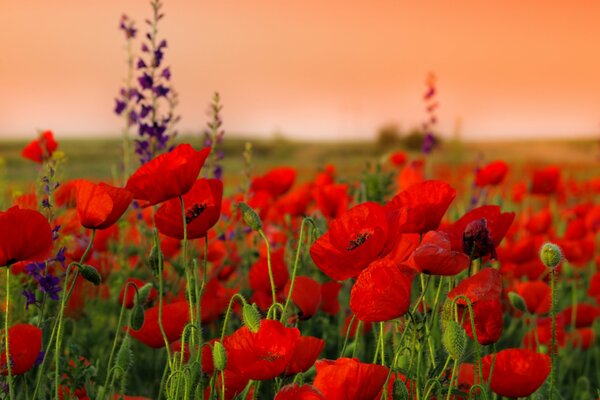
[
  {"left": 212, "top": 341, "right": 227, "bottom": 371},
  {"left": 540, "top": 242, "right": 563, "bottom": 268},
  {"left": 237, "top": 202, "right": 262, "bottom": 231},
  {"left": 442, "top": 320, "right": 466, "bottom": 360},
  {"left": 242, "top": 303, "right": 261, "bottom": 333},
  {"left": 80, "top": 265, "right": 101, "bottom": 286}
]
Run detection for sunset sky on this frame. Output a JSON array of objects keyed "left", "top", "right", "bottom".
[{"left": 1, "top": 1, "right": 600, "bottom": 141}]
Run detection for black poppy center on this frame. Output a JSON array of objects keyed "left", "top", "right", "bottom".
[
  {"left": 347, "top": 232, "right": 371, "bottom": 251},
  {"left": 185, "top": 203, "right": 207, "bottom": 223}
]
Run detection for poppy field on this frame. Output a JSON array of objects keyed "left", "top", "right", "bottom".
[{"left": 2, "top": 2, "right": 600, "bottom": 400}]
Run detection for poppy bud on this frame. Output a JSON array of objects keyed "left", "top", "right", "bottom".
[
  {"left": 212, "top": 341, "right": 227, "bottom": 371},
  {"left": 393, "top": 378, "right": 409, "bottom": 400},
  {"left": 131, "top": 304, "right": 145, "bottom": 330},
  {"left": 442, "top": 320, "right": 466, "bottom": 360},
  {"left": 508, "top": 292, "right": 528, "bottom": 313},
  {"left": 135, "top": 283, "right": 154, "bottom": 307},
  {"left": 440, "top": 299, "right": 454, "bottom": 331},
  {"left": 114, "top": 336, "right": 132, "bottom": 379},
  {"left": 462, "top": 218, "right": 496, "bottom": 259},
  {"left": 540, "top": 242, "right": 563, "bottom": 268},
  {"left": 237, "top": 202, "right": 262, "bottom": 231},
  {"left": 242, "top": 303, "right": 261, "bottom": 333},
  {"left": 79, "top": 264, "right": 101, "bottom": 286}
]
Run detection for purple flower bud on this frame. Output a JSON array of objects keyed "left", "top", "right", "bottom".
[
  {"left": 138, "top": 73, "right": 153, "bottom": 90},
  {"left": 114, "top": 99, "right": 127, "bottom": 115},
  {"left": 137, "top": 58, "right": 147, "bottom": 69},
  {"left": 462, "top": 218, "right": 496, "bottom": 259},
  {"left": 22, "top": 290, "right": 37, "bottom": 310},
  {"left": 161, "top": 67, "right": 171, "bottom": 80}
]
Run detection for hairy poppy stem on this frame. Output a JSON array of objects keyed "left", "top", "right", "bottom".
[
  {"left": 550, "top": 267, "right": 556, "bottom": 400},
  {"left": 257, "top": 229, "right": 277, "bottom": 315},
  {"left": 179, "top": 196, "right": 197, "bottom": 349},
  {"left": 4, "top": 267, "right": 14, "bottom": 400}
]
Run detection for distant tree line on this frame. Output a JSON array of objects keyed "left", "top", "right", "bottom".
[{"left": 376, "top": 123, "right": 441, "bottom": 151}]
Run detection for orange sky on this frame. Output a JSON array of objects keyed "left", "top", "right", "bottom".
[{"left": 1, "top": 1, "right": 600, "bottom": 141}]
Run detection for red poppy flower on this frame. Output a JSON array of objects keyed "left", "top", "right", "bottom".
[
  {"left": 54, "top": 179, "right": 80, "bottom": 208},
  {"left": 284, "top": 276, "right": 322, "bottom": 319},
  {"left": 126, "top": 144, "right": 210, "bottom": 206},
  {"left": 350, "top": 260, "right": 413, "bottom": 322},
  {"left": 270, "top": 184, "right": 312, "bottom": 220},
  {"left": 513, "top": 281, "right": 551, "bottom": 315},
  {"left": 589, "top": 272, "right": 600, "bottom": 303},
  {"left": 567, "top": 327, "right": 595, "bottom": 350},
  {"left": 405, "top": 230, "right": 469, "bottom": 276},
  {"left": 396, "top": 159, "right": 425, "bottom": 191},
  {"left": 530, "top": 166, "right": 561, "bottom": 195},
  {"left": 390, "top": 151, "right": 407, "bottom": 167},
  {"left": 129, "top": 301, "right": 190, "bottom": 348},
  {"left": 482, "top": 349, "right": 550, "bottom": 398},
  {"left": 448, "top": 268, "right": 503, "bottom": 305},
  {"left": 475, "top": 160, "right": 508, "bottom": 187},
  {"left": 275, "top": 384, "right": 325, "bottom": 400},
  {"left": 314, "top": 183, "right": 350, "bottom": 220},
  {"left": 0, "top": 206, "right": 53, "bottom": 267},
  {"left": 118, "top": 278, "right": 157, "bottom": 309},
  {"left": 75, "top": 180, "right": 133, "bottom": 230},
  {"left": 251, "top": 167, "right": 296, "bottom": 198},
  {"left": 459, "top": 299, "right": 503, "bottom": 345},
  {"left": 21, "top": 130, "right": 58, "bottom": 163},
  {"left": 388, "top": 180, "right": 456, "bottom": 234},
  {"left": 154, "top": 179, "right": 223, "bottom": 239},
  {"left": 12, "top": 193, "right": 37, "bottom": 210},
  {"left": 312, "top": 358, "right": 389, "bottom": 400},
  {"left": 205, "top": 369, "right": 250, "bottom": 400},
  {"left": 224, "top": 319, "right": 300, "bottom": 380},
  {"left": 310, "top": 202, "right": 397, "bottom": 281},
  {"left": 523, "top": 315, "right": 566, "bottom": 350},
  {"left": 0, "top": 324, "right": 42, "bottom": 375},
  {"left": 319, "top": 281, "right": 342, "bottom": 316},
  {"left": 249, "top": 248, "right": 289, "bottom": 292},
  {"left": 525, "top": 208, "right": 553, "bottom": 235},
  {"left": 442, "top": 205, "right": 515, "bottom": 256},
  {"left": 561, "top": 303, "right": 600, "bottom": 328},
  {"left": 285, "top": 336, "right": 325, "bottom": 375},
  {"left": 200, "top": 279, "right": 234, "bottom": 324}
]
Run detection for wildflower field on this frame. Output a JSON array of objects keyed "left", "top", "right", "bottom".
[{"left": 2, "top": 1, "right": 600, "bottom": 400}]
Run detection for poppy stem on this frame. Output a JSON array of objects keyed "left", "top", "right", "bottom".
[
  {"left": 179, "top": 196, "right": 197, "bottom": 349},
  {"left": 257, "top": 229, "right": 277, "bottom": 316},
  {"left": 445, "top": 358, "right": 459, "bottom": 400},
  {"left": 550, "top": 267, "right": 556, "bottom": 400},
  {"left": 4, "top": 267, "right": 14, "bottom": 400},
  {"left": 340, "top": 314, "right": 356, "bottom": 357}
]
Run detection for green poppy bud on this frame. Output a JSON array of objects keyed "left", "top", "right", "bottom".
[
  {"left": 508, "top": 292, "right": 528, "bottom": 313},
  {"left": 540, "top": 242, "right": 563, "bottom": 268},
  {"left": 131, "top": 304, "right": 145, "bottom": 330},
  {"left": 442, "top": 320, "right": 466, "bottom": 360},
  {"left": 80, "top": 264, "right": 101, "bottom": 286},
  {"left": 212, "top": 341, "right": 227, "bottom": 371},
  {"left": 237, "top": 202, "right": 262, "bottom": 231},
  {"left": 242, "top": 303, "right": 261, "bottom": 333}
]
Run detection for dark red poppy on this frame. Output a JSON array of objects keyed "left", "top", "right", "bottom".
[
  {"left": 405, "top": 230, "right": 469, "bottom": 276},
  {"left": 126, "top": 144, "right": 210, "bottom": 206},
  {"left": 390, "top": 151, "right": 407, "bottom": 167},
  {"left": 0, "top": 206, "right": 53, "bottom": 267},
  {"left": 154, "top": 178, "right": 222, "bottom": 239},
  {"left": 224, "top": 319, "right": 300, "bottom": 380},
  {"left": 285, "top": 336, "right": 325, "bottom": 375},
  {"left": 530, "top": 166, "right": 561, "bottom": 195},
  {"left": 387, "top": 180, "right": 456, "bottom": 234},
  {"left": 275, "top": 384, "right": 325, "bottom": 400},
  {"left": 21, "top": 130, "right": 58, "bottom": 163},
  {"left": 482, "top": 349, "right": 550, "bottom": 398},
  {"left": 284, "top": 276, "right": 322, "bottom": 319},
  {"left": 561, "top": 303, "right": 600, "bottom": 328},
  {"left": 312, "top": 358, "right": 389, "bottom": 400},
  {"left": 523, "top": 314, "right": 566, "bottom": 350},
  {"left": 118, "top": 278, "right": 157, "bottom": 309},
  {"left": 205, "top": 369, "right": 250, "bottom": 400},
  {"left": 513, "top": 281, "right": 551, "bottom": 315},
  {"left": 251, "top": 167, "right": 296, "bottom": 198},
  {"left": 525, "top": 208, "right": 553, "bottom": 235},
  {"left": 310, "top": 202, "right": 397, "bottom": 281},
  {"left": 75, "top": 180, "right": 133, "bottom": 230},
  {"left": 567, "top": 327, "right": 595, "bottom": 350},
  {"left": 249, "top": 248, "right": 289, "bottom": 292},
  {"left": 270, "top": 183, "right": 313, "bottom": 219},
  {"left": 442, "top": 205, "right": 515, "bottom": 256},
  {"left": 475, "top": 160, "right": 508, "bottom": 187},
  {"left": 0, "top": 324, "right": 42, "bottom": 375},
  {"left": 350, "top": 260, "right": 413, "bottom": 322},
  {"left": 319, "top": 281, "right": 342, "bottom": 316},
  {"left": 459, "top": 299, "right": 503, "bottom": 345},
  {"left": 448, "top": 268, "right": 503, "bottom": 305},
  {"left": 200, "top": 279, "right": 234, "bottom": 324},
  {"left": 313, "top": 183, "right": 350, "bottom": 220},
  {"left": 129, "top": 301, "right": 190, "bottom": 348}
]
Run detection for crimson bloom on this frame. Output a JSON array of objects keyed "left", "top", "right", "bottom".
[
  {"left": 285, "top": 336, "right": 325, "bottom": 375},
  {"left": 21, "top": 130, "right": 58, "bottom": 163},
  {"left": 129, "top": 301, "right": 189, "bottom": 348},
  {"left": 405, "top": 230, "right": 469, "bottom": 276},
  {"left": 387, "top": 180, "right": 456, "bottom": 234},
  {"left": 284, "top": 276, "right": 322, "bottom": 319},
  {"left": 251, "top": 167, "right": 296, "bottom": 198},
  {"left": 530, "top": 166, "right": 561, "bottom": 195},
  {"left": 475, "top": 160, "right": 508, "bottom": 187},
  {"left": 482, "top": 349, "right": 550, "bottom": 398},
  {"left": 224, "top": 319, "right": 300, "bottom": 380},
  {"left": 448, "top": 268, "right": 503, "bottom": 305},
  {"left": 275, "top": 384, "right": 325, "bottom": 400},
  {"left": 75, "top": 180, "right": 133, "bottom": 230},
  {"left": 0, "top": 207, "right": 53, "bottom": 267},
  {"left": 155, "top": 178, "right": 222, "bottom": 239},
  {"left": 310, "top": 202, "right": 398, "bottom": 281},
  {"left": 350, "top": 260, "right": 412, "bottom": 322},
  {"left": 0, "top": 324, "right": 42, "bottom": 375},
  {"left": 126, "top": 144, "right": 210, "bottom": 206},
  {"left": 249, "top": 248, "right": 289, "bottom": 292},
  {"left": 319, "top": 281, "right": 342, "bottom": 316},
  {"left": 312, "top": 358, "right": 389, "bottom": 400},
  {"left": 513, "top": 281, "right": 551, "bottom": 315}
]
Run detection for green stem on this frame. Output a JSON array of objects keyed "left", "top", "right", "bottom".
[
  {"left": 179, "top": 196, "right": 196, "bottom": 349},
  {"left": 550, "top": 268, "right": 557, "bottom": 400},
  {"left": 220, "top": 294, "right": 246, "bottom": 342},
  {"left": 445, "top": 358, "right": 459, "bottom": 400},
  {"left": 257, "top": 229, "right": 277, "bottom": 314},
  {"left": 4, "top": 267, "right": 14, "bottom": 400}
]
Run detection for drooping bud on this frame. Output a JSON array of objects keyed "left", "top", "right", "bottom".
[
  {"left": 147, "top": 231, "right": 164, "bottom": 277},
  {"left": 442, "top": 320, "right": 466, "bottom": 360},
  {"left": 539, "top": 242, "right": 563, "bottom": 268},
  {"left": 135, "top": 283, "right": 154, "bottom": 307},
  {"left": 79, "top": 264, "right": 102, "bottom": 286},
  {"left": 212, "top": 341, "right": 227, "bottom": 371},
  {"left": 242, "top": 303, "right": 261, "bottom": 333},
  {"left": 463, "top": 218, "right": 496, "bottom": 259},
  {"left": 131, "top": 304, "right": 145, "bottom": 330},
  {"left": 508, "top": 292, "right": 528, "bottom": 313},
  {"left": 237, "top": 202, "right": 262, "bottom": 231}
]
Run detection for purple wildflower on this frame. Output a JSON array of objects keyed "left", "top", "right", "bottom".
[{"left": 22, "top": 290, "right": 37, "bottom": 310}]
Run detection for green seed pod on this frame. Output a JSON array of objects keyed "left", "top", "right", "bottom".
[
  {"left": 212, "top": 341, "right": 227, "bottom": 371},
  {"left": 237, "top": 202, "right": 262, "bottom": 231},
  {"left": 114, "top": 336, "right": 132, "bottom": 379},
  {"left": 442, "top": 321, "right": 466, "bottom": 360},
  {"left": 242, "top": 303, "right": 261, "bottom": 333},
  {"left": 79, "top": 264, "right": 101, "bottom": 286},
  {"left": 393, "top": 378, "right": 409, "bottom": 400},
  {"left": 135, "top": 283, "right": 154, "bottom": 307},
  {"left": 131, "top": 304, "right": 145, "bottom": 330},
  {"left": 508, "top": 292, "right": 528, "bottom": 313},
  {"left": 440, "top": 299, "right": 454, "bottom": 331},
  {"left": 539, "top": 242, "right": 563, "bottom": 268}
]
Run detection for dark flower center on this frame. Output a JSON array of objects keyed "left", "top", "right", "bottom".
[
  {"left": 347, "top": 232, "right": 371, "bottom": 251},
  {"left": 185, "top": 203, "right": 207, "bottom": 224}
]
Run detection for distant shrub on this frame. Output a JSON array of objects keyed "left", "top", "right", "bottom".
[{"left": 376, "top": 123, "right": 402, "bottom": 148}]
